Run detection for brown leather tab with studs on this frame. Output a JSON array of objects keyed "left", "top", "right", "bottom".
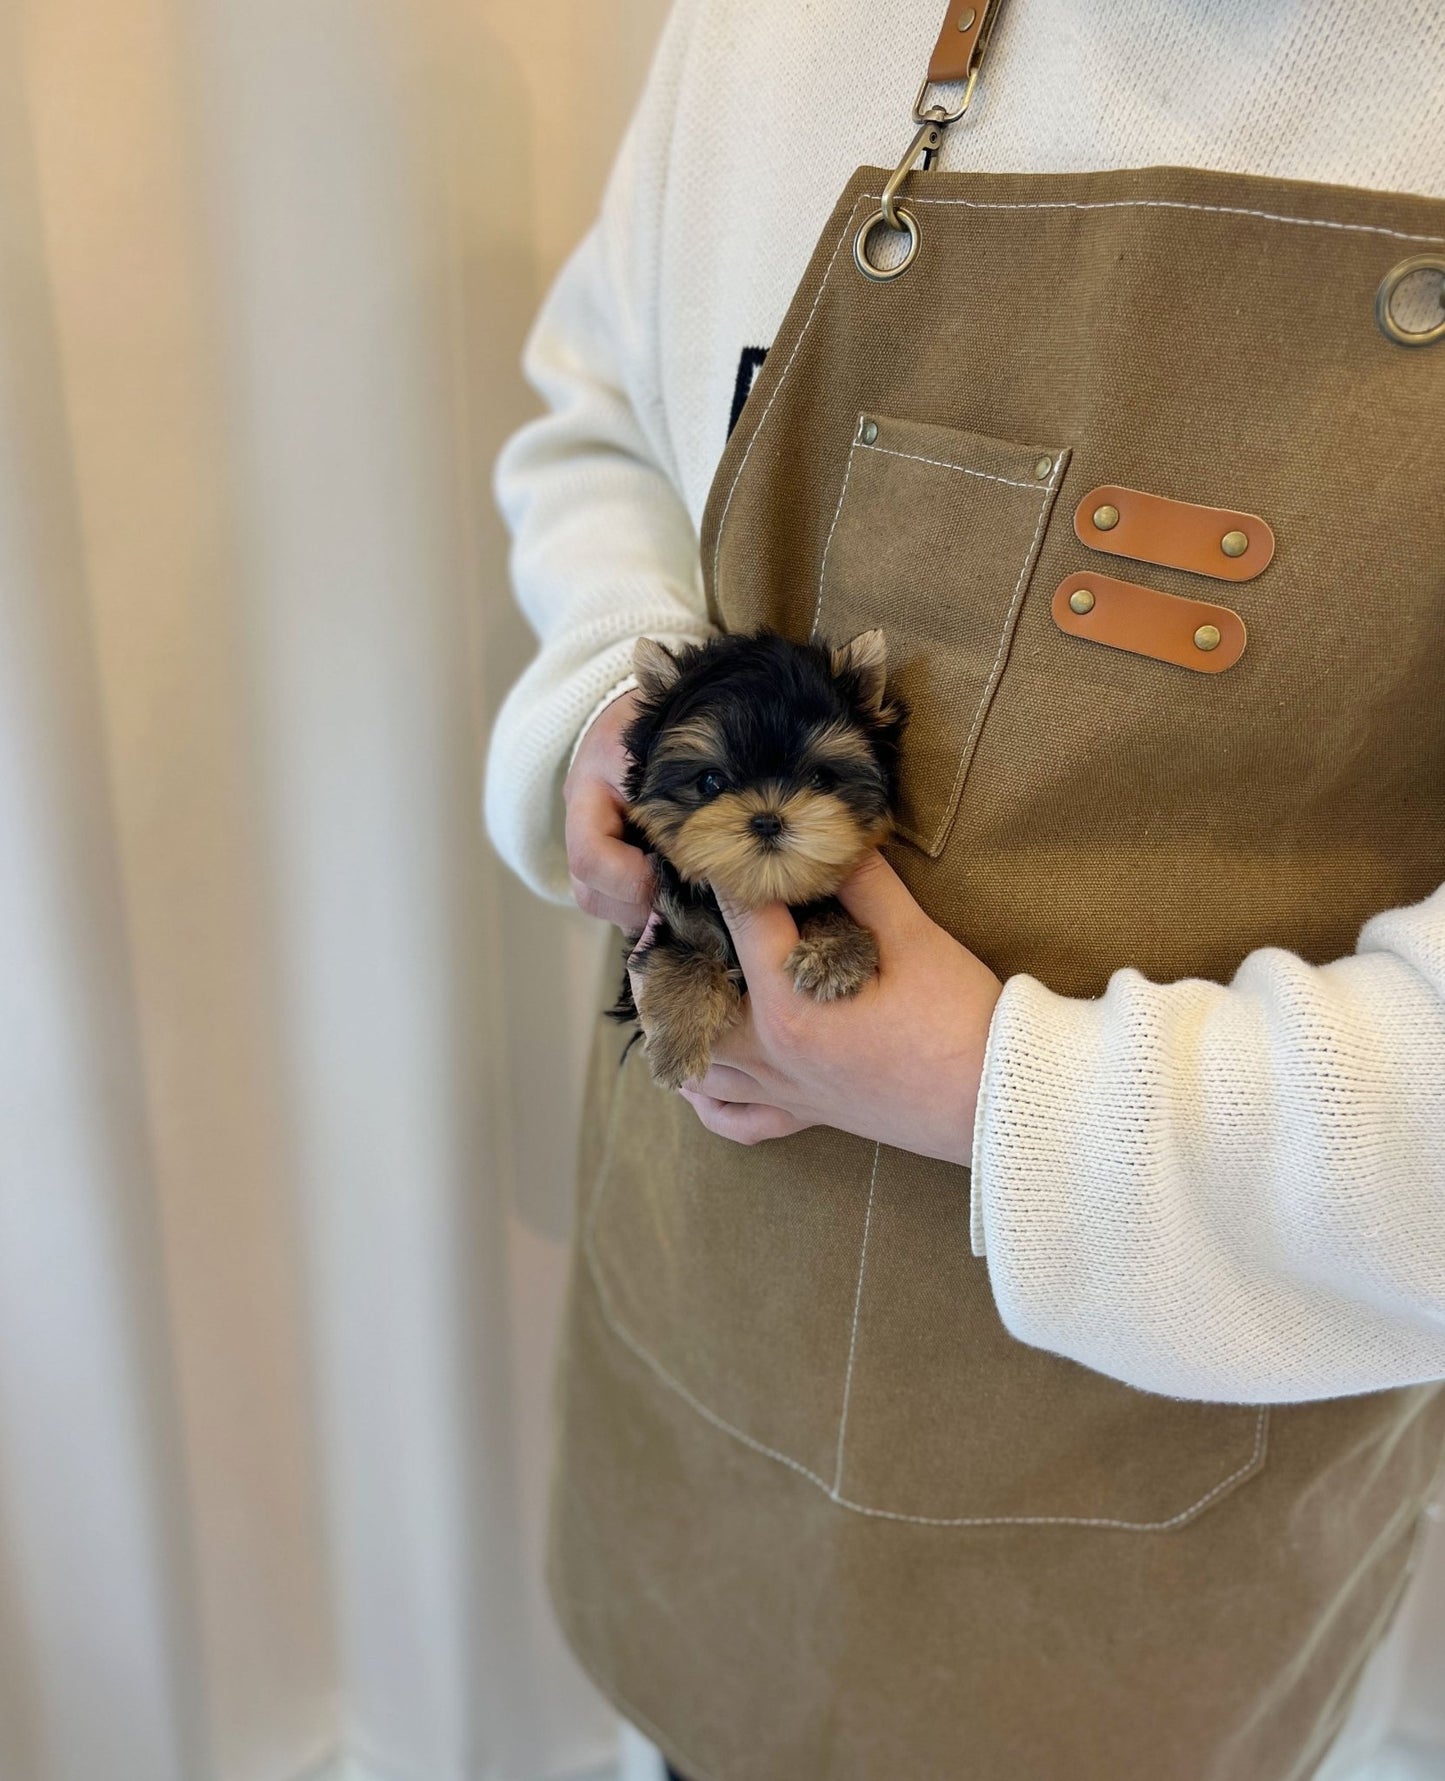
[
  {"left": 927, "top": 0, "right": 995, "bottom": 83},
  {"left": 1074, "top": 485, "right": 1275, "bottom": 583},
  {"left": 1051, "top": 571, "right": 1247, "bottom": 674}
]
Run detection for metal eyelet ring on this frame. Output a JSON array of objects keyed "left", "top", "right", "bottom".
[
  {"left": 1375, "top": 254, "right": 1445, "bottom": 347},
  {"left": 853, "top": 204, "right": 922, "bottom": 283}
]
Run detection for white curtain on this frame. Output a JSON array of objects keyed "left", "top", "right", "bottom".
[
  {"left": 0, "top": 0, "right": 670, "bottom": 1776},
  {"left": 0, "top": 2, "right": 1439, "bottom": 1780}
]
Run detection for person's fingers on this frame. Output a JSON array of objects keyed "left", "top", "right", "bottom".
[
  {"left": 564, "top": 768, "right": 625, "bottom": 839},
  {"left": 625, "top": 912, "right": 661, "bottom": 965},
  {"left": 714, "top": 895, "right": 799, "bottom": 994},
  {"left": 685, "top": 1061, "right": 771, "bottom": 1104},
  {"left": 833, "top": 848, "right": 929, "bottom": 954},
  {"left": 565, "top": 777, "right": 653, "bottom": 925},
  {"left": 624, "top": 917, "right": 662, "bottom": 1031},
  {"left": 566, "top": 776, "right": 649, "bottom": 881},
  {"left": 708, "top": 999, "right": 764, "bottom": 1072},
  {"left": 573, "top": 874, "right": 653, "bottom": 931},
  {"left": 677, "top": 1087, "right": 809, "bottom": 1145}
]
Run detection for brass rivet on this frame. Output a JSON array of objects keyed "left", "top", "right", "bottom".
[
  {"left": 1220, "top": 529, "right": 1248, "bottom": 558},
  {"left": 1194, "top": 624, "right": 1222, "bottom": 652},
  {"left": 1092, "top": 504, "right": 1120, "bottom": 531},
  {"left": 1069, "top": 588, "right": 1096, "bottom": 615},
  {"left": 1033, "top": 456, "right": 1053, "bottom": 480},
  {"left": 859, "top": 418, "right": 878, "bottom": 445},
  {"left": 957, "top": 6, "right": 977, "bottom": 28}
]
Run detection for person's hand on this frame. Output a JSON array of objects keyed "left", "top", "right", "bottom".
[
  {"left": 666, "top": 852, "right": 1003, "bottom": 1163},
  {"left": 562, "top": 689, "right": 652, "bottom": 932}
]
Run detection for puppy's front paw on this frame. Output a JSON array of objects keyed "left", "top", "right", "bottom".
[
  {"left": 643, "top": 1021, "right": 718, "bottom": 1092},
  {"left": 786, "top": 914, "right": 878, "bottom": 1002},
  {"left": 635, "top": 948, "right": 741, "bottom": 1089}
]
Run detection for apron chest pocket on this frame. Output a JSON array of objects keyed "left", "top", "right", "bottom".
[{"left": 812, "top": 413, "right": 1069, "bottom": 856}]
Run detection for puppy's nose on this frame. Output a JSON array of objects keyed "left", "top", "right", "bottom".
[{"left": 750, "top": 811, "right": 784, "bottom": 840}]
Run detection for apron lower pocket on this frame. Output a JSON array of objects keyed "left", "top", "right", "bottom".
[
  {"left": 585, "top": 1041, "right": 877, "bottom": 1488},
  {"left": 831, "top": 1148, "right": 1269, "bottom": 1528},
  {"left": 812, "top": 413, "right": 1070, "bottom": 858},
  {"left": 587, "top": 1044, "right": 1268, "bottom": 1530}
]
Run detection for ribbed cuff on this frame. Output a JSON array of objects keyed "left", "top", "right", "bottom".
[
  {"left": 567, "top": 673, "right": 639, "bottom": 770},
  {"left": 969, "top": 979, "right": 1016, "bottom": 1256},
  {"left": 969, "top": 973, "right": 1088, "bottom": 1258}
]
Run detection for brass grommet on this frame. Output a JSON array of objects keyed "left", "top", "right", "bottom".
[
  {"left": 1375, "top": 254, "right": 1445, "bottom": 348},
  {"left": 1194, "top": 624, "right": 1222, "bottom": 652},
  {"left": 1092, "top": 504, "right": 1120, "bottom": 531},
  {"left": 957, "top": 6, "right": 977, "bottom": 28},
  {"left": 1034, "top": 456, "right": 1053, "bottom": 480},
  {"left": 859, "top": 418, "right": 879, "bottom": 445},
  {"left": 1069, "top": 588, "right": 1096, "bottom": 615},
  {"left": 853, "top": 204, "right": 922, "bottom": 282},
  {"left": 1220, "top": 530, "right": 1248, "bottom": 558}
]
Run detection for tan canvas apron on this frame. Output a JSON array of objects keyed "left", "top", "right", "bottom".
[{"left": 545, "top": 11, "right": 1445, "bottom": 1777}]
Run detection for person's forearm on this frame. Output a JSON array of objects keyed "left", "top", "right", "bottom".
[{"left": 971, "top": 883, "right": 1445, "bottom": 1403}]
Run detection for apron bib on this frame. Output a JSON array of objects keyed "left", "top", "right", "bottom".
[{"left": 547, "top": 11, "right": 1445, "bottom": 1776}]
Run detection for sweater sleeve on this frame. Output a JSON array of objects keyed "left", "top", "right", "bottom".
[
  {"left": 484, "top": 0, "right": 715, "bottom": 903},
  {"left": 970, "top": 883, "right": 1445, "bottom": 1404}
]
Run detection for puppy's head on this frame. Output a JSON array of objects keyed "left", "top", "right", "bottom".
[{"left": 621, "top": 629, "right": 906, "bottom": 908}]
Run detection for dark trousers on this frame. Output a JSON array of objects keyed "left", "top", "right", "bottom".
[{"left": 665, "top": 1768, "right": 689, "bottom": 1781}]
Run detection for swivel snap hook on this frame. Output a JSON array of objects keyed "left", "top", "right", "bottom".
[{"left": 881, "top": 109, "right": 948, "bottom": 232}]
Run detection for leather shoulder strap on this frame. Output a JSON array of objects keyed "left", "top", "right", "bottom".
[{"left": 927, "top": 0, "right": 999, "bottom": 85}]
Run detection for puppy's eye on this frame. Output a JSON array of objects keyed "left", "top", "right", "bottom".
[
  {"left": 696, "top": 770, "right": 727, "bottom": 800},
  {"left": 809, "top": 765, "right": 837, "bottom": 792}
]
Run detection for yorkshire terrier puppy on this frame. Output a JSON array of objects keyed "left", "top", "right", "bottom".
[{"left": 612, "top": 628, "right": 907, "bottom": 1091}]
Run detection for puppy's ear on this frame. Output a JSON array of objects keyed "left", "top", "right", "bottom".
[
  {"left": 633, "top": 636, "right": 683, "bottom": 701},
  {"left": 830, "top": 628, "right": 888, "bottom": 714}
]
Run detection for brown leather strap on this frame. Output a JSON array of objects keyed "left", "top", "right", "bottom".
[
  {"left": 1051, "top": 571, "right": 1248, "bottom": 673},
  {"left": 927, "top": 0, "right": 996, "bottom": 84},
  {"left": 1074, "top": 485, "right": 1275, "bottom": 583}
]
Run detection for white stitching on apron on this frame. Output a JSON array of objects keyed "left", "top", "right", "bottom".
[
  {"left": 710, "top": 197, "right": 871, "bottom": 607},
  {"left": 838, "top": 1412, "right": 1268, "bottom": 1530},
  {"left": 584, "top": 1059, "right": 1272, "bottom": 1531},
  {"left": 810, "top": 429, "right": 1065, "bottom": 853},
  {"left": 860, "top": 439, "right": 1052, "bottom": 491},
  {"left": 832, "top": 1142, "right": 881, "bottom": 1493},
  {"left": 813, "top": 429, "right": 1049, "bottom": 641},
  {"left": 884, "top": 192, "right": 1445, "bottom": 244},
  {"left": 809, "top": 435, "right": 861, "bottom": 641},
  {"left": 926, "top": 448, "right": 1064, "bottom": 853}
]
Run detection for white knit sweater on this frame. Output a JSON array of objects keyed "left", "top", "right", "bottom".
[{"left": 486, "top": 0, "right": 1445, "bottom": 1405}]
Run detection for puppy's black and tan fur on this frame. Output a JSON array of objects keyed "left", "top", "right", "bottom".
[{"left": 612, "top": 628, "right": 907, "bottom": 1090}]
